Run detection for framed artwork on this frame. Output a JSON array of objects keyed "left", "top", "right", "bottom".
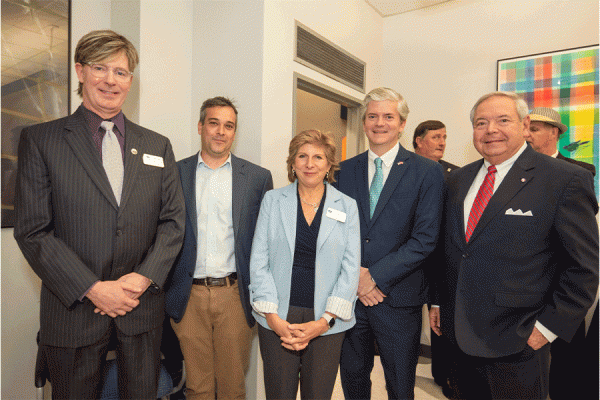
[
  {"left": 497, "top": 45, "right": 598, "bottom": 196},
  {"left": 1, "top": 0, "right": 70, "bottom": 227}
]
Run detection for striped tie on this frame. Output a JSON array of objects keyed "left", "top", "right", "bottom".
[
  {"left": 465, "top": 165, "right": 496, "bottom": 242},
  {"left": 100, "top": 121, "right": 124, "bottom": 205}
]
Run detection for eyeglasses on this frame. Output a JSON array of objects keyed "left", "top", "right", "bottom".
[{"left": 84, "top": 63, "right": 133, "bottom": 82}]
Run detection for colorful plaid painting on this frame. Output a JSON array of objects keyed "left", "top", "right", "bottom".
[{"left": 498, "top": 46, "right": 598, "bottom": 196}]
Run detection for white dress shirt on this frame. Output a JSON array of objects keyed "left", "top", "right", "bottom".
[
  {"left": 368, "top": 142, "right": 399, "bottom": 189},
  {"left": 194, "top": 153, "right": 236, "bottom": 279}
]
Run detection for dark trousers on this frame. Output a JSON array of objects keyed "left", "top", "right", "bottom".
[
  {"left": 452, "top": 342, "right": 550, "bottom": 400},
  {"left": 42, "top": 321, "right": 162, "bottom": 399},
  {"left": 431, "top": 325, "right": 454, "bottom": 385},
  {"left": 550, "top": 306, "right": 598, "bottom": 400},
  {"left": 257, "top": 306, "right": 345, "bottom": 400},
  {"left": 340, "top": 302, "right": 422, "bottom": 399}
]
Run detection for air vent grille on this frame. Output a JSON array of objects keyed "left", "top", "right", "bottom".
[{"left": 295, "top": 23, "right": 365, "bottom": 93}]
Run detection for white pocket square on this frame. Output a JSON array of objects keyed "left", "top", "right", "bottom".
[{"left": 505, "top": 208, "right": 533, "bottom": 216}]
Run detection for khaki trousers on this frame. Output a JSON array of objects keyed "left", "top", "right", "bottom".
[{"left": 171, "top": 280, "right": 252, "bottom": 399}]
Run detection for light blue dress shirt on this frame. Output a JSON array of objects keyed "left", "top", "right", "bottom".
[{"left": 194, "top": 153, "right": 236, "bottom": 279}]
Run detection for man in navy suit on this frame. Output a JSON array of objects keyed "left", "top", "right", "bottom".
[
  {"left": 336, "top": 87, "right": 445, "bottom": 399},
  {"left": 165, "top": 97, "right": 272, "bottom": 399},
  {"left": 429, "top": 92, "right": 598, "bottom": 399}
]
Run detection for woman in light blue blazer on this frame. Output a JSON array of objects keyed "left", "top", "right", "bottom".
[{"left": 249, "top": 130, "right": 360, "bottom": 399}]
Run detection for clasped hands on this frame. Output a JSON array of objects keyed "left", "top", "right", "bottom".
[
  {"left": 266, "top": 313, "right": 329, "bottom": 351},
  {"left": 86, "top": 272, "right": 151, "bottom": 318},
  {"left": 357, "top": 267, "right": 386, "bottom": 306}
]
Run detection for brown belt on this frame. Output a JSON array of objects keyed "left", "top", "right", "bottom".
[{"left": 193, "top": 273, "right": 237, "bottom": 287}]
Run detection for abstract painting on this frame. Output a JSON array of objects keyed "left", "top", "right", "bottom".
[{"left": 497, "top": 45, "right": 598, "bottom": 195}]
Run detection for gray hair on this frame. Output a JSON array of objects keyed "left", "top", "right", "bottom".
[
  {"left": 470, "top": 92, "right": 529, "bottom": 124},
  {"left": 360, "top": 87, "right": 410, "bottom": 122}
]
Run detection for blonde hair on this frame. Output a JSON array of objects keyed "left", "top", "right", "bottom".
[
  {"left": 287, "top": 130, "right": 339, "bottom": 183},
  {"left": 74, "top": 30, "right": 139, "bottom": 96}
]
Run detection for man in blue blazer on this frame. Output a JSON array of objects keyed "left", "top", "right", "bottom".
[
  {"left": 335, "top": 87, "right": 445, "bottom": 399},
  {"left": 164, "top": 97, "right": 272, "bottom": 399},
  {"left": 429, "top": 92, "right": 598, "bottom": 399}
]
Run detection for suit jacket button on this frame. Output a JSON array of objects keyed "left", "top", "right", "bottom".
[
  {"left": 365, "top": 238, "right": 370, "bottom": 243},
  {"left": 462, "top": 253, "right": 468, "bottom": 258},
  {"left": 116, "top": 229, "right": 122, "bottom": 236}
]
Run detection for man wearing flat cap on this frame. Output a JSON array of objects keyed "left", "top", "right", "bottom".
[{"left": 524, "top": 107, "right": 596, "bottom": 176}]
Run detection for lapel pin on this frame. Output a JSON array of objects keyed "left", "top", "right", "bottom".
[
  {"left": 447, "top": 168, "right": 451, "bottom": 172},
  {"left": 397, "top": 161, "right": 404, "bottom": 165},
  {"left": 131, "top": 148, "right": 138, "bottom": 155},
  {"left": 521, "top": 178, "right": 526, "bottom": 182}
]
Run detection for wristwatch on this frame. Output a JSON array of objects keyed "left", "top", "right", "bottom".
[{"left": 322, "top": 313, "right": 336, "bottom": 330}]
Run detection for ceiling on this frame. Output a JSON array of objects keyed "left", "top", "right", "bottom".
[{"left": 366, "top": 0, "right": 454, "bottom": 17}]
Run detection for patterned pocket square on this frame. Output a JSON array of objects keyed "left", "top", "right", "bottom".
[{"left": 505, "top": 208, "right": 533, "bottom": 216}]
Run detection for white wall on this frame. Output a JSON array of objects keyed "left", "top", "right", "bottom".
[
  {"left": 261, "top": 0, "right": 383, "bottom": 187},
  {"left": 383, "top": 0, "right": 599, "bottom": 167}
]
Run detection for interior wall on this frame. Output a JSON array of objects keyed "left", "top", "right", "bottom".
[
  {"left": 192, "top": 1, "right": 266, "bottom": 166},
  {"left": 382, "top": 0, "right": 599, "bottom": 168},
  {"left": 261, "top": 0, "right": 383, "bottom": 188}
]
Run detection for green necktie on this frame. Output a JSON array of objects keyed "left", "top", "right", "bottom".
[{"left": 370, "top": 157, "right": 383, "bottom": 218}]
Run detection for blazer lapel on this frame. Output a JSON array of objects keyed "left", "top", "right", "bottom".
[
  {"left": 231, "top": 154, "right": 247, "bottom": 243},
  {"left": 369, "top": 146, "right": 410, "bottom": 226},
  {"left": 316, "top": 184, "right": 341, "bottom": 252},
  {"left": 63, "top": 109, "right": 118, "bottom": 209},
  {"left": 468, "top": 148, "right": 536, "bottom": 244},
  {"left": 180, "top": 154, "right": 199, "bottom": 240},
  {"left": 454, "top": 161, "right": 483, "bottom": 246},
  {"left": 355, "top": 153, "right": 371, "bottom": 231},
  {"left": 118, "top": 118, "right": 143, "bottom": 214},
  {"left": 280, "top": 182, "right": 298, "bottom": 257}
]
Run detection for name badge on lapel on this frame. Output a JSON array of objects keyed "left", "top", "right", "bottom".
[
  {"left": 143, "top": 154, "right": 164, "bottom": 168},
  {"left": 326, "top": 208, "right": 346, "bottom": 223}
]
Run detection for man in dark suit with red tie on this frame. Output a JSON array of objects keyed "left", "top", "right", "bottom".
[
  {"left": 14, "top": 30, "right": 185, "bottom": 398},
  {"left": 429, "top": 92, "right": 598, "bottom": 400}
]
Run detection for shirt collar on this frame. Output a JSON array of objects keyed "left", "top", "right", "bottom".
[
  {"left": 80, "top": 104, "right": 126, "bottom": 138},
  {"left": 483, "top": 142, "right": 527, "bottom": 178},
  {"left": 197, "top": 152, "right": 232, "bottom": 170},
  {"left": 368, "top": 142, "right": 399, "bottom": 168}
]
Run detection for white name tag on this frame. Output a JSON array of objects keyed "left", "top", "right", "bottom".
[
  {"left": 326, "top": 207, "right": 346, "bottom": 223},
  {"left": 143, "top": 154, "right": 164, "bottom": 168}
]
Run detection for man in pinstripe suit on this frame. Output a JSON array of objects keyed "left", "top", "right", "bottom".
[{"left": 14, "top": 30, "right": 185, "bottom": 399}]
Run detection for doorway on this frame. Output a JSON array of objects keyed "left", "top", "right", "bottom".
[{"left": 293, "top": 73, "right": 364, "bottom": 162}]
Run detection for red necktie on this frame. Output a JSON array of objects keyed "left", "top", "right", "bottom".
[{"left": 465, "top": 165, "right": 497, "bottom": 242}]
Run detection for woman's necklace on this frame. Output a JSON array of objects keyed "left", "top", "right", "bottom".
[{"left": 300, "top": 195, "right": 320, "bottom": 213}]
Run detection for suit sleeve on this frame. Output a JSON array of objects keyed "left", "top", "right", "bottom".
[
  {"left": 370, "top": 163, "right": 446, "bottom": 294},
  {"left": 536, "top": 170, "right": 599, "bottom": 341},
  {"left": 248, "top": 192, "right": 280, "bottom": 315},
  {"left": 325, "top": 198, "right": 360, "bottom": 320},
  {"left": 14, "top": 128, "right": 99, "bottom": 307},
  {"left": 133, "top": 139, "right": 186, "bottom": 288}
]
